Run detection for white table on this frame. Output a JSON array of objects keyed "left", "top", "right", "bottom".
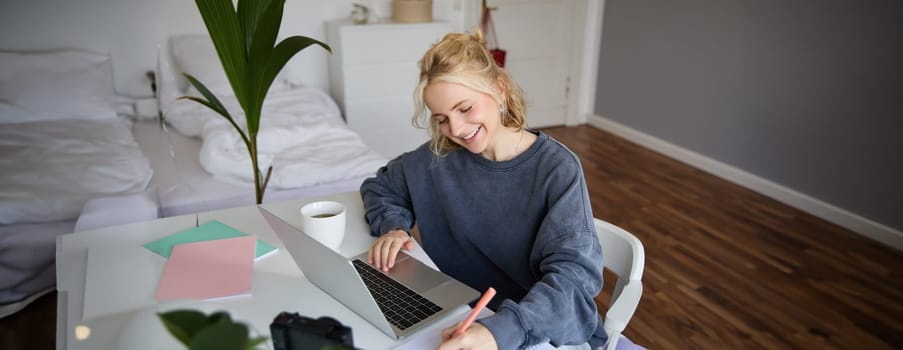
[{"left": 55, "top": 191, "right": 467, "bottom": 350}]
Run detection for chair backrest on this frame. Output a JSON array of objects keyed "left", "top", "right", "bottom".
[{"left": 594, "top": 218, "right": 645, "bottom": 304}]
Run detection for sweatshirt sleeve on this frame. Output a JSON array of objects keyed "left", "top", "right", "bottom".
[
  {"left": 479, "top": 156, "right": 604, "bottom": 348},
  {"left": 360, "top": 154, "right": 416, "bottom": 237}
]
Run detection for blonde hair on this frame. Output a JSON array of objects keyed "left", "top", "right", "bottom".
[{"left": 411, "top": 29, "right": 527, "bottom": 156}]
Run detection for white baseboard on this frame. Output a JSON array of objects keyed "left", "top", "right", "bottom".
[{"left": 587, "top": 115, "right": 903, "bottom": 252}]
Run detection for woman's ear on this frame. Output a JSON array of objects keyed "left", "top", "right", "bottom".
[{"left": 495, "top": 78, "right": 507, "bottom": 103}]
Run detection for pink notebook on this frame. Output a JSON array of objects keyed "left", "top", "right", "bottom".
[{"left": 155, "top": 235, "right": 255, "bottom": 301}]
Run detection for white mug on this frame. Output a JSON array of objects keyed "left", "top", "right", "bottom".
[{"left": 299, "top": 201, "right": 346, "bottom": 250}]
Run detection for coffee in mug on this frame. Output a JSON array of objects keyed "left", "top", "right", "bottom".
[{"left": 299, "top": 201, "right": 346, "bottom": 250}]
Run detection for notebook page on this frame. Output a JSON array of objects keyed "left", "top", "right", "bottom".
[
  {"left": 155, "top": 235, "right": 255, "bottom": 301},
  {"left": 83, "top": 244, "right": 162, "bottom": 320}
]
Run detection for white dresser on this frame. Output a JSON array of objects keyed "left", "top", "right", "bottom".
[{"left": 326, "top": 19, "right": 453, "bottom": 160}]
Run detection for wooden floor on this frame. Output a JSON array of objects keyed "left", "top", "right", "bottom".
[
  {"left": 2, "top": 125, "right": 901, "bottom": 349},
  {"left": 0, "top": 290, "right": 55, "bottom": 350},
  {"left": 543, "top": 125, "right": 903, "bottom": 349}
]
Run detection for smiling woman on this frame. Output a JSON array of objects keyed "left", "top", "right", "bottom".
[
  {"left": 360, "top": 29, "right": 610, "bottom": 350},
  {"left": 411, "top": 30, "right": 530, "bottom": 159},
  {"left": 423, "top": 81, "right": 533, "bottom": 161}
]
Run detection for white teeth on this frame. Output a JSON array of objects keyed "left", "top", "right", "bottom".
[{"left": 463, "top": 126, "right": 480, "bottom": 140}]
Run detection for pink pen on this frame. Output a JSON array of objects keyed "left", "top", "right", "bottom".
[{"left": 453, "top": 287, "right": 496, "bottom": 337}]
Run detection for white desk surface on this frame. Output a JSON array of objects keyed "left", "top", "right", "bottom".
[{"left": 55, "top": 191, "right": 466, "bottom": 350}]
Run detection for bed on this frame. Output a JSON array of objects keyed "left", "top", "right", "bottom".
[
  {"left": 148, "top": 33, "right": 389, "bottom": 217},
  {"left": 0, "top": 35, "right": 389, "bottom": 317},
  {"left": 0, "top": 49, "right": 155, "bottom": 316}
]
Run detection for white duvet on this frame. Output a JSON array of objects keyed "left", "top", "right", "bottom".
[
  {"left": 163, "top": 86, "right": 387, "bottom": 189},
  {"left": 0, "top": 118, "right": 153, "bottom": 224}
]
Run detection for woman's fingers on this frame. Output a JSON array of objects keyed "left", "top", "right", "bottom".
[
  {"left": 440, "top": 321, "right": 462, "bottom": 340},
  {"left": 371, "top": 237, "right": 394, "bottom": 268},
  {"left": 437, "top": 322, "right": 498, "bottom": 350},
  {"left": 381, "top": 232, "right": 410, "bottom": 270},
  {"left": 384, "top": 238, "right": 406, "bottom": 270},
  {"left": 368, "top": 230, "right": 411, "bottom": 270}
]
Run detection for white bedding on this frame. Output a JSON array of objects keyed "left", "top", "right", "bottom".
[
  {"left": 134, "top": 120, "right": 380, "bottom": 217},
  {"left": 0, "top": 220, "right": 73, "bottom": 310},
  {"left": 0, "top": 118, "right": 154, "bottom": 224},
  {"left": 162, "top": 86, "right": 388, "bottom": 190},
  {"left": 0, "top": 48, "right": 158, "bottom": 314},
  {"left": 127, "top": 33, "right": 388, "bottom": 221}
]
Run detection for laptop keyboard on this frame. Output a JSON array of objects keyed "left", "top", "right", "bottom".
[{"left": 352, "top": 259, "right": 443, "bottom": 330}]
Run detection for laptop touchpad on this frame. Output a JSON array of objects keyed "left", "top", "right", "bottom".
[{"left": 385, "top": 255, "right": 448, "bottom": 293}]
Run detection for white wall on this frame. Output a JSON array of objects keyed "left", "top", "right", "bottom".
[
  {"left": 0, "top": 0, "right": 160, "bottom": 97},
  {"left": 0, "top": 0, "right": 472, "bottom": 97}
]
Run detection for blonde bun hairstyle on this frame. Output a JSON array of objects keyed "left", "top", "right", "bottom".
[{"left": 412, "top": 28, "right": 527, "bottom": 156}]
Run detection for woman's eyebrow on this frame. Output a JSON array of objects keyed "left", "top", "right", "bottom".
[{"left": 431, "top": 100, "right": 468, "bottom": 118}]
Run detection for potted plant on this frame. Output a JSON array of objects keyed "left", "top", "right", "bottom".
[
  {"left": 182, "top": 0, "right": 330, "bottom": 204},
  {"left": 159, "top": 309, "right": 267, "bottom": 350}
]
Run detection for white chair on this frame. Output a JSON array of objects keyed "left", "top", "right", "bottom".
[{"left": 594, "top": 218, "right": 645, "bottom": 350}]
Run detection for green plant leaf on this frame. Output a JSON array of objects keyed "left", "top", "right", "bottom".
[
  {"left": 246, "top": 335, "right": 269, "bottom": 349},
  {"left": 243, "top": 0, "right": 284, "bottom": 134},
  {"left": 268, "top": 35, "right": 330, "bottom": 82},
  {"left": 268, "top": 35, "right": 330, "bottom": 84},
  {"left": 182, "top": 74, "right": 252, "bottom": 152},
  {"left": 195, "top": 0, "right": 249, "bottom": 105},
  {"left": 188, "top": 321, "right": 249, "bottom": 350},
  {"left": 207, "top": 311, "right": 234, "bottom": 325},
  {"left": 244, "top": 35, "right": 330, "bottom": 134},
  {"left": 237, "top": 0, "right": 270, "bottom": 54},
  {"left": 187, "top": 0, "right": 330, "bottom": 205},
  {"left": 182, "top": 74, "right": 231, "bottom": 118},
  {"left": 261, "top": 165, "right": 273, "bottom": 193},
  {"left": 158, "top": 310, "right": 209, "bottom": 346}
]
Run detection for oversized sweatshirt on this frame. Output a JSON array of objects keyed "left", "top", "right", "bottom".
[{"left": 360, "top": 131, "right": 607, "bottom": 349}]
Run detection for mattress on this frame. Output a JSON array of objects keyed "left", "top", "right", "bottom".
[
  {"left": 0, "top": 117, "right": 153, "bottom": 312},
  {"left": 0, "top": 147, "right": 158, "bottom": 313},
  {"left": 0, "top": 48, "right": 156, "bottom": 315},
  {"left": 0, "top": 220, "right": 73, "bottom": 315}
]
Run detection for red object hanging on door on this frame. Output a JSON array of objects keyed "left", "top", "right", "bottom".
[{"left": 481, "top": 7, "right": 506, "bottom": 68}]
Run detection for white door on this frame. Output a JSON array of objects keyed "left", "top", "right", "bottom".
[{"left": 486, "top": 0, "right": 575, "bottom": 128}]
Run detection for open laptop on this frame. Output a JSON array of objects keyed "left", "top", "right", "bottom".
[{"left": 258, "top": 207, "right": 480, "bottom": 340}]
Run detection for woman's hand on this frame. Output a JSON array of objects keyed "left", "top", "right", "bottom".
[
  {"left": 368, "top": 229, "right": 414, "bottom": 271},
  {"left": 437, "top": 321, "right": 499, "bottom": 350}
]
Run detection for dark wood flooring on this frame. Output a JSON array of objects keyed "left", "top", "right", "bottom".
[
  {"left": 0, "top": 291, "right": 55, "bottom": 350},
  {"left": 2, "top": 124, "right": 901, "bottom": 349},
  {"left": 543, "top": 125, "right": 903, "bottom": 349}
]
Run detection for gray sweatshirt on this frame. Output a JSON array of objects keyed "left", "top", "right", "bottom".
[{"left": 360, "top": 131, "right": 607, "bottom": 349}]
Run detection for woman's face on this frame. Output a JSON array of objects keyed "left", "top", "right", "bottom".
[{"left": 424, "top": 81, "right": 502, "bottom": 157}]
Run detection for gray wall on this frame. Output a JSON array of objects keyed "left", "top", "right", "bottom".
[{"left": 594, "top": 0, "right": 903, "bottom": 232}]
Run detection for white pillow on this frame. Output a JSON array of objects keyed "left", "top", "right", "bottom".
[
  {"left": 0, "top": 49, "right": 118, "bottom": 123},
  {"left": 169, "top": 34, "right": 289, "bottom": 97},
  {"left": 0, "top": 49, "right": 109, "bottom": 77}
]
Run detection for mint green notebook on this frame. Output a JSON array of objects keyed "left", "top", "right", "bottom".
[{"left": 144, "top": 220, "right": 277, "bottom": 260}]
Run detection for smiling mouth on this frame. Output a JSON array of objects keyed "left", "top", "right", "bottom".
[{"left": 462, "top": 126, "right": 481, "bottom": 141}]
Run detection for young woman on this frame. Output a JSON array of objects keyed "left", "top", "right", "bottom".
[{"left": 360, "top": 30, "right": 606, "bottom": 350}]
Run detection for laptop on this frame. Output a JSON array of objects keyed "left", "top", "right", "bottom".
[{"left": 258, "top": 206, "right": 480, "bottom": 340}]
